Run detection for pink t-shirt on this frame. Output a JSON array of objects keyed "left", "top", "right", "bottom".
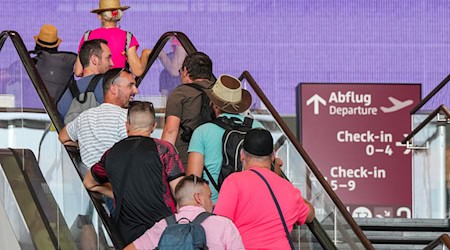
[
  {"left": 214, "top": 167, "right": 310, "bottom": 250},
  {"left": 133, "top": 206, "right": 244, "bottom": 250},
  {"left": 78, "top": 27, "right": 139, "bottom": 68}
]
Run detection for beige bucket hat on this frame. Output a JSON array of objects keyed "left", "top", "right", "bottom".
[
  {"left": 91, "top": 0, "right": 130, "bottom": 13},
  {"left": 34, "top": 24, "right": 62, "bottom": 48},
  {"left": 206, "top": 74, "right": 252, "bottom": 114}
]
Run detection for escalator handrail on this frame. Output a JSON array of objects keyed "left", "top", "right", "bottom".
[
  {"left": 401, "top": 104, "right": 450, "bottom": 144},
  {"left": 239, "top": 70, "right": 374, "bottom": 250},
  {"left": 136, "top": 31, "right": 197, "bottom": 86},
  {"left": 423, "top": 234, "right": 450, "bottom": 250},
  {"left": 0, "top": 31, "right": 64, "bottom": 131},
  {"left": 410, "top": 74, "right": 450, "bottom": 114},
  {"left": 0, "top": 30, "right": 126, "bottom": 249}
]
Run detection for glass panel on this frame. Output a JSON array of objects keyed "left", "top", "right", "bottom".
[
  {"left": 135, "top": 35, "right": 187, "bottom": 139},
  {"left": 241, "top": 77, "right": 366, "bottom": 249},
  {"left": 409, "top": 113, "right": 448, "bottom": 219},
  {"left": 0, "top": 35, "right": 113, "bottom": 248}
]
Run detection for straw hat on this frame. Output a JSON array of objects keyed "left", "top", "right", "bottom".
[
  {"left": 206, "top": 74, "right": 252, "bottom": 114},
  {"left": 91, "top": 0, "right": 130, "bottom": 13},
  {"left": 34, "top": 24, "right": 62, "bottom": 49}
]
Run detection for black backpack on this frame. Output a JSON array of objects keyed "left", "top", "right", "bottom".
[
  {"left": 157, "top": 212, "right": 212, "bottom": 250},
  {"left": 180, "top": 83, "right": 215, "bottom": 143},
  {"left": 204, "top": 116, "right": 253, "bottom": 192},
  {"left": 29, "top": 50, "right": 77, "bottom": 103},
  {"left": 64, "top": 74, "right": 103, "bottom": 124}
]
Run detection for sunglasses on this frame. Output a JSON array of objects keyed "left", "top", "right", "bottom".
[
  {"left": 128, "top": 100, "right": 155, "bottom": 112},
  {"left": 105, "top": 68, "right": 131, "bottom": 85},
  {"left": 190, "top": 174, "right": 209, "bottom": 186}
]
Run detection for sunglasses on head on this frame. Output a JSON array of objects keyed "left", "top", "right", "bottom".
[
  {"left": 129, "top": 100, "right": 154, "bottom": 112},
  {"left": 106, "top": 68, "right": 131, "bottom": 85}
]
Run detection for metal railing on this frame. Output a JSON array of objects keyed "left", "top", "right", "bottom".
[{"left": 424, "top": 234, "right": 450, "bottom": 250}]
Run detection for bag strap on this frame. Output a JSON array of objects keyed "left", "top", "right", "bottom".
[
  {"left": 113, "top": 137, "right": 150, "bottom": 223},
  {"left": 250, "top": 169, "right": 295, "bottom": 250},
  {"left": 68, "top": 76, "right": 80, "bottom": 100},
  {"left": 83, "top": 30, "right": 91, "bottom": 41},
  {"left": 165, "top": 214, "right": 177, "bottom": 225},
  {"left": 125, "top": 31, "right": 132, "bottom": 56},
  {"left": 76, "top": 74, "right": 103, "bottom": 103},
  {"left": 191, "top": 211, "right": 213, "bottom": 224},
  {"left": 203, "top": 167, "right": 220, "bottom": 192},
  {"left": 86, "top": 74, "right": 103, "bottom": 92},
  {"left": 211, "top": 116, "right": 253, "bottom": 130},
  {"left": 242, "top": 117, "right": 253, "bottom": 127}
]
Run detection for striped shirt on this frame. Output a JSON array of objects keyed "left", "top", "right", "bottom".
[{"left": 66, "top": 103, "right": 127, "bottom": 168}]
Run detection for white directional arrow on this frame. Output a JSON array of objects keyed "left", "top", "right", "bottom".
[{"left": 306, "top": 94, "right": 327, "bottom": 115}]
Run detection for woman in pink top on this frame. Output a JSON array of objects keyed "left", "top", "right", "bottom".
[{"left": 74, "top": 0, "right": 150, "bottom": 77}]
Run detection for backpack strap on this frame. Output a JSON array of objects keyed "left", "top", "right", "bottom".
[
  {"left": 211, "top": 116, "right": 253, "bottom": 130},
  {"left": 86, "top": 74, "right": 103, "bottom": 92},
  {"left": 68, "top": 76, "right": 80, "bottom": 101},
  {"left": 76, "top": 74, "right": 103, "bottom": 103},
  {"left": 203, "top": 167, "right": 220, "bottom": 192},
  {"left": 242, "top": 117, "right": 253, "bottom": 127},
  {"left": 204, "top": 116, "right": 254, "bottom": 192},
  {"left": 191, "top": 212, "right": 213, "bottom": 225},
  {"left": 83, "top": 30, "right": 91, "bottom": 41},
  {"left": 125, "top": 31, "right": 132, "bottom": 56},
  {"left": 210, "top": 116, "right": 233, "bottom": 130},
  {"left": 122, "top": 31, "right": 133, "bottom": 71},
  {"left": 165, "top": 214, "right": 177, "bottom": 225}
]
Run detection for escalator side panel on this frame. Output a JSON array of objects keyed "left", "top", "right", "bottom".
[
  {"left": 0, "top": 198, "right": 21, "bottom": 250},
  {"left": 0, "top": 149, "right": 54, "bottom": 249},
  {"left": 10, "top": 148, "right": 77, "bottom": 249}
]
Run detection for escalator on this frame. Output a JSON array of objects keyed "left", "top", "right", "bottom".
[
  {"left": 0, "top": 30, "right": 373, "bottom": 249},
  {"left": 0, "top": 148, "right": 76, "bottom": 249}
]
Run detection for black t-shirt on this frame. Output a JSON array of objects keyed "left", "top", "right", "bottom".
[{"left": 104, "top": 136, "right": 174, "bottom": 244}]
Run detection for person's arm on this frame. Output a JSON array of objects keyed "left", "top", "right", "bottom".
[
  {"left": 127, "top": 46, "right": 150, "bottom": 77},
  {"left": 58, "top": 126, "right": 78, "bottom": 147},
  {"left": 158, "top": 46, "right": 187, "bottom": 76},
  {"left": 161, "top": 115, "right": 180, "bottom": 145},
  {"left": 74, "top": 56, "right": 83, "bottom": 77},
  {"left": 83, "top": 169, "right": 114, "bottom": 198},
  {"left": 186, "top": 152, "right": 204, "bottom": 177},
  {"left": 168, "top": 176, "right": 183, "bottom": 194},
  {"left": 273, "top": 157, "right": 283, "bottom": 176},
  {"left": 123, "top": 243, "right": 136, "bottom": 250},
  {"left": 304, "top": 199, "right": 315, "bottom": 223}
]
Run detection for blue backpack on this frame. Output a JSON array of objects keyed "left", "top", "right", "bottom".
[{"left": 157, "top": 212, "right": 212, "bottom": 250}]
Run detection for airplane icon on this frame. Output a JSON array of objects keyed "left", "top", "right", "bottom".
[{"left": 380, "top": 97, "right": 413, "bottom": 113}]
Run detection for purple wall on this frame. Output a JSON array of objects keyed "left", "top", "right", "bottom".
[{"left": 1, "top": 0, "right": 450, "bottom": 113}]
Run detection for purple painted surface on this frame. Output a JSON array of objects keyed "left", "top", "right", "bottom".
[{"left": 1, "top": 0, "right": 450, "bottom": 113}]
